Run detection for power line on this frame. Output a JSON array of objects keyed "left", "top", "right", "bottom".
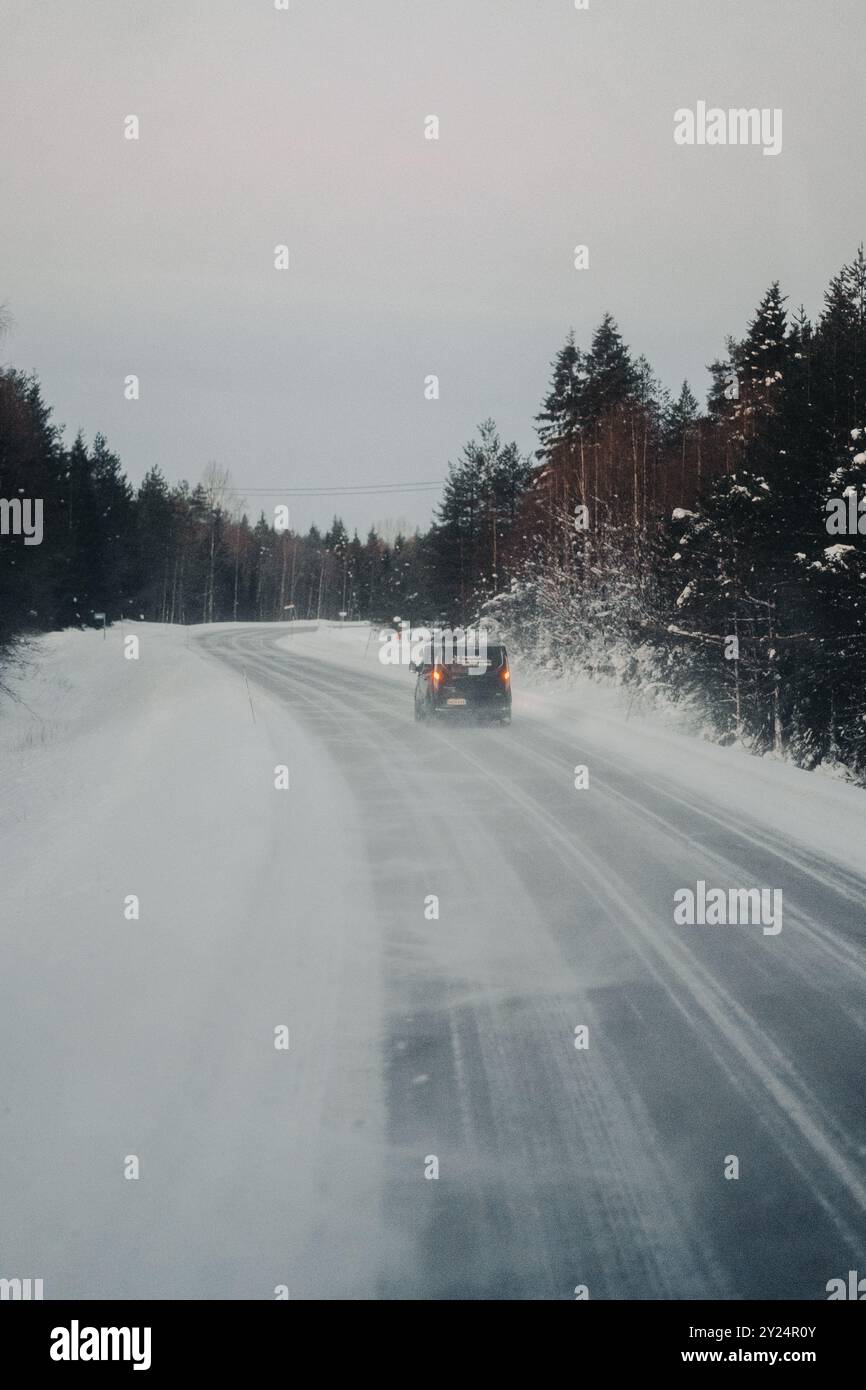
[{"left": 222, "top": 480, "right": 442, "bottom": 497}]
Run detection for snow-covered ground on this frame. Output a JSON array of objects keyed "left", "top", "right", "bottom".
[
  {"left": 2, "top": 620, "right": 866, "bottom": 1299},
  {"left": 0, "top": 624, "right": 385, "bottom": 1298}
]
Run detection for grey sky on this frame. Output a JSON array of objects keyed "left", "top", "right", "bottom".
[{"left": 1, "top": 0, "right": 864, "bottom": 535}]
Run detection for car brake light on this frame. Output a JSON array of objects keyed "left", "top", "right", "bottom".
[
  {"left": 501, "top": 668, "right": 510, "bottom": 683},
  {"left": 432, "top": 667, "right": 442, "bottom": 685}
]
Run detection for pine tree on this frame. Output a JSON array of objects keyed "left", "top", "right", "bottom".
[
  {"left": 706, "top": 342, "right": 739, "bottom": 423},
  {"left": 90, "top": 433, "right": 134, "bottom": 616},
  {"left": 0, "top": 368, "right": 66, "bottom": 643},
  {"left": 134, "top": 467, "right": 175, "bottom": 620},
  {"left": 431, "top": 420, "right": 531, "bottom": 621},
  {"left": 732, "top": 282, "right": 789, "bottom": 437},
  {"left": 580, "top": 313, "right": 639, "bottom": 423},
  {"left": 63, "top": 432, "right": 101, "bottom": 627},
  {"left": 664, "top": 381, "right": 700, "bottom": 447},
  {"left": 535, "top": 331, "right": 585, "bottom": 457},
  {"left": 815, "top": 245, "right": 866, "bottom": 441}
]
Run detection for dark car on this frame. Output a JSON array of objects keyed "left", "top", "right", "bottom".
[{"left": 412, "top": 642, "right": 512, "bottom": 725}]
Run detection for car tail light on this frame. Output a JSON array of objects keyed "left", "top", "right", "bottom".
[
  {"left": 501, "top": 667, "right": 510, "bottom": 683},
  {"left": 432, "top": 667, "right": 442, "bottom": 686}
]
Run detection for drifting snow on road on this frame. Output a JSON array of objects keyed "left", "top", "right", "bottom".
[{"left": 2, "top": 621, "right": 866, "bottom": 1298}]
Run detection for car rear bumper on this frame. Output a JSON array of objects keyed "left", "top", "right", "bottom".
[{"left": 431, "top": 694, "right": 511, "bottom": 716}]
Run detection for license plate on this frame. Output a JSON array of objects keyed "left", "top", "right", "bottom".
[{"left": 446, "top": 697, "right": 467, "bottom": 706}]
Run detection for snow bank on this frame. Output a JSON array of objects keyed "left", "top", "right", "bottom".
[
  {"left": 516, "top": 678, "right": 866, "bottom": 880},
  {"left": 0, "top": 623, "right": 384, "bottom": 1298}
]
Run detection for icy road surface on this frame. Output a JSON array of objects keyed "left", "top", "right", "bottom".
[
  {"left": 2, "top": 621, "right": 865, "bottom": 1300},
  {"left": 198, "top": 625, "right": 866, "bottom": 1300}
]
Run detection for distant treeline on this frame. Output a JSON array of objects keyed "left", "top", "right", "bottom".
[{"left": 2, "top": 247, "right": 865, "bottom": 773}]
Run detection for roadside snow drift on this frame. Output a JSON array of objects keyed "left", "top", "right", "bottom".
[{"left": 0, "top": 624, "right": 384, "bottom": 1299}]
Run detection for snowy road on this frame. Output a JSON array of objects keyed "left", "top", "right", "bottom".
[
  {"left": 2, "top": 621, "right": 865, "bottom": 1301},
  {"left": 197, "top": 625, "right": 866, "bottom": 1300}
]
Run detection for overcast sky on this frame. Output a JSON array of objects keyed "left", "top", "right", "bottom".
[{"left": 2, "top": 0, "right": 864, "bottom": 535}]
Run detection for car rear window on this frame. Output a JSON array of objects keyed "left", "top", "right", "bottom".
[
  {"left": 420, "top": 642, "right": 506, "bottom": 670},
  {"left": 442, "top": 646, "right": 506, "bottom": 673}
]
